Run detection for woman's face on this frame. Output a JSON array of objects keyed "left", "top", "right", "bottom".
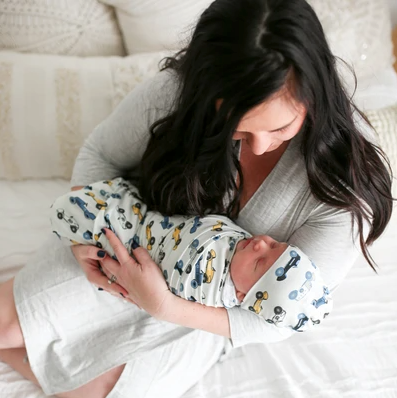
[{"left": 217, "top": 91, "right": 307, "bottom": 155}]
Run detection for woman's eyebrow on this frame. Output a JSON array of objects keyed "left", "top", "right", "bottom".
[{"left": 268, "top": 115, "right": 298, "bottom": 132}]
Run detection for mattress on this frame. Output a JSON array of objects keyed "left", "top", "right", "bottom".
[{"left": 1, "top": 179, "right": 397, "bottom": 398}]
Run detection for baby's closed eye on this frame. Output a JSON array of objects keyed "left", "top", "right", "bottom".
[{"left": 255, "top": 257, "right": 267, "bottom": 270}]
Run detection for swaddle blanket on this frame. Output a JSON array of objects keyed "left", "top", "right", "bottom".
[{"left": 50, "top": 177, "right": 249, "bottom": 307}]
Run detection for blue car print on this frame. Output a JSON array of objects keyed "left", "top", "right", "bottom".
[
  {"left": 190, "top": 216, "right": 202, "bottom": 234},
  {"left": 275, "top": 250, "right": 300, "bottom": 281},
  {"left": 228, "top": 237, "right": 238, "bottom": 251},
  {"left": 312, "top": 286, "right": 330, "bottom": 308},
  {"left": 289, "top": 271, "right": 314, "bottom": 301},
  {"left": 189, "top": 239, "right": 204, "bottom": 258},
  {"left": 191, "top": 255, "right": 204, "bottom": 289},
  {"left": 126, "top": 235, "right": 139, "bottom": 253},
  {"left": 99, "top": 189, "right": 121, "bottom": 200},
  {"left": 104, "top": 214, "right": 116, "bottom": 233},
  {"left": 174, "top": 260, "right": 184, "bottom": 276},
  {"left": 292, "top": 313, "right": 309, "bottom": 332},
  {"left": 160, "top": 216, "right": 174, "bottom": 229},
  {"left": 83, "top": 230, "right": 93, "bottom": 240},
  {"left": 83, "top": 230, "right": 103, "bottom": 248},
  {"left": 69, "top": 196, "right": 96, "bottom": 220}
]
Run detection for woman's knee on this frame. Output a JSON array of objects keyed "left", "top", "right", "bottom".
[{"left": 0, "top": 278, "right": 25, "bottom": 349}]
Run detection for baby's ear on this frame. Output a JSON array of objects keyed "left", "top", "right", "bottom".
[{"left": 236, "top": 291, "right": 246, "bottom": 302}]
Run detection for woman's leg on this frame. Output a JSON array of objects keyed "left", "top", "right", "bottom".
[
  {"left": 0, "top": 278, "right": 125, "bottom": 397},
  {"left": 0, "top": 347, "right": 125, "bottom": 398},
  {"left": 0, "top": 278, "right": 25, "bottom": 349}
]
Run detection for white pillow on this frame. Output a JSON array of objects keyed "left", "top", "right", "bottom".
[
  {"left": 308, "top": 0, "right": 394, "bottom": 81},
  {"left": 0, "top": 0, "right": 125, "bottom": 56},
  {"left": 365, "top": 104, "right": 397, "bottom": 197},
  {"left": 99, "top": 0, "right": 213, "bottom": 54},
  {"left": 0, "top": 51, "right": 168, "bottom": 181},
  {"left": 352, "top": 66, "right": 397, "bottom": 111}
]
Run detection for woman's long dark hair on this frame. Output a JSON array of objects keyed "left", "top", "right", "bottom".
[{"left": 138, "top": 0, "right": 394, "bottom": 270}]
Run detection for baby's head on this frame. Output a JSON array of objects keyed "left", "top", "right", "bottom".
[
  {"left": 230, "top": 235, "right": 333, "bottom": 331},
  {"left": 230, "top": 235, "right": 288, "bottom": 301}
]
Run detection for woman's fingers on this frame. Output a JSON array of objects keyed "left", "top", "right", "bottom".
[
  {"left": 71, "top": 244, "right": 108, "bottom": 262},
  {"left": 95, "top": 260, "right": 130, "bottom": 297},
  {"left": 129, "top": 244, "right": 152, "bottom": 265},
  {"left": 71, "top": 244, "right": 129, "bottom": 297},
  {"left": 102, "top": 228, "right": 137, "bottom": 267}
]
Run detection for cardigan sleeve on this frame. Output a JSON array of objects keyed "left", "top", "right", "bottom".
[{"left": 71, "top": 70, "right": 178, "bottom": 187}]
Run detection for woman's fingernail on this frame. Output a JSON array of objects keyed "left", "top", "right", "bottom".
[
  {"left": 97, "top": 250, "right": 106, "bottom": 258},
  {"left": 131, "top": 241, "right": 140, "bottom": 250},
  {"left": 98, "top": 287, "right": 104, "bottom": 291},
  {"left": 101, "top": 228, "right": 106, "bottom": 235},
  {"left": 120, "top": 293, "right": 125, "bottom": 298}
]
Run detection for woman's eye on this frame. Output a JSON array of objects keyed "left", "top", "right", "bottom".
[{"left": 273, "top": 126, "right": 288, "bottom": 133}]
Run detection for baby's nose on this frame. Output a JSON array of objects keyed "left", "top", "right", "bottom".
[{"left": 261, "top": 235, "right": 276, "bottom": 246}]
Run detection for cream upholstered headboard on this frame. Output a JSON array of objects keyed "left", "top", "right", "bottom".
[{"left": 393, "top": 27, "right": 397, "bottom": 73}]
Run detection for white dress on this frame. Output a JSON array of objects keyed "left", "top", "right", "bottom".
[{"left": 14, "top": 70, "right": 366, "bottom": 397}]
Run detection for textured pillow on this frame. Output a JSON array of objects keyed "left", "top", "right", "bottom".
[
  {"left": 353, "top": 66, "right": 397, "bottom": 111},
  {"left": 0, "top": 0, "right": 125, "bottom": 56},
  {"left": 308, "top": 0, "right": 394, "bottom": 82},
  {"left": 0, "top": 51, "right": 168, "bottom": 180},
  {"left": 99, "top": 0, "right": 213, "bottom": 54},
  {"left": 365, "top": 104, "right": 397, "bottom": 197}
]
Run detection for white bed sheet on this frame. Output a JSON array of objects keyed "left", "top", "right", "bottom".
[{"left": 1, "top": 179, "right": 396, "bottom": 398}]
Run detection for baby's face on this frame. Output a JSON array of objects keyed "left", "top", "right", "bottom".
[{"left": 230, "top": 235, "right": 288, "bottom": 298}]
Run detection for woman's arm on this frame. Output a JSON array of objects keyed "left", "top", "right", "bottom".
[
  {"left": 71, "top": 70, "right": 178, "bottom": 188},
  {"left": 226, "top": 203, "right": 370, "bottom": 348},
  {"left": 158, "top": 296, "right": 231, "bottom": 338}
]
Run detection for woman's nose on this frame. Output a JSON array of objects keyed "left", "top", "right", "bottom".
[{"left": 246, "top": 133, "right": 272, "bottom": 155}]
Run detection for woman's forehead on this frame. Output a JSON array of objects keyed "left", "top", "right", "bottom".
[{"left": 239, "top": 92, "right": 303, "bottom": 130}]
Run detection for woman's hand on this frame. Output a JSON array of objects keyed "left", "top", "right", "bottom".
[
  {"left": 98, "top": 228, "right": 174, "bottom": 318},
  {"left": 70, "top": 244, "right": 130, "bottom": 298}
]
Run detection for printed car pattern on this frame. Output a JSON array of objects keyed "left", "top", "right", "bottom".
[
  {"left": 248, "top": 291, "right": 269, "bottom": 314},
  {"left": 172, "top": 222, "right": 185, "bottom": 250},
  {"left": 69, "top": 197, "right": 96, "bottom": 220},
  {"left": 275, "top": 250, "right": 300, "bottom": 281},
  {"left": 56, "top": 209, "right": 79, "bottom": 233},
  {"left": 85, "top": 191, "right": 108, "bottom": 210}
]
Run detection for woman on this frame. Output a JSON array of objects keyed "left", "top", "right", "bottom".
[{"left": 0, "top": 0, "right": 393, "bottom": 397}]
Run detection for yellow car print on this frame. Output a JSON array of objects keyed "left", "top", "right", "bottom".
[
  {"left": 248, "top": 291, "right": 269, "bottom": 314},
  {"left": 212, "top": 221, "right": 227, "bottom": 232},
  {"left": 85, "top": 192, "right": 107, "bottom": 210},
  {"left": 203, "top": 249, "right": 216, "bottom": 283},
  {"left": 132, "top": 202, "right": 143, "bottom": 222},
  {"left": 103, "top": 180, "right": 113, "bottom": 186},
  {"left": 146, "top": 221, "right": 156, "bottom": 250},
  {"left": 172, "top": 222, "right": 185, "bottom": 250},
  {"left": 93, "top": 232, "right": 103, "bottom": 248}
]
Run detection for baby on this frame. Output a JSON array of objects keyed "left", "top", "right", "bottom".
[{"left": 50, "top": 177, "right": 332, "bottom": 332}]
